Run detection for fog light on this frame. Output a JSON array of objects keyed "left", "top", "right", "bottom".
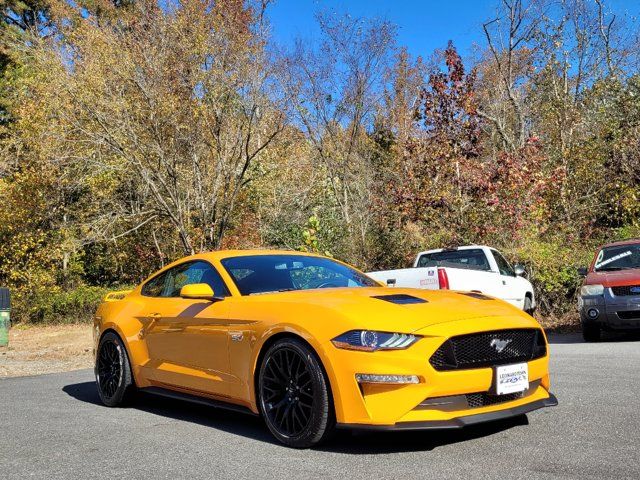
[
  {"left": 355, "top": 374, "right": 420, "bottom": 384},
  {"left": 587, "top": 308, "right": 599, "bottom": 319}
]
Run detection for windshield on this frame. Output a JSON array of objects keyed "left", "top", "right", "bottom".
[
  {"left": 594, "top": 244, "right": 640, "bottom": 272},
  {"left": 220, "top": 255, "right": 380, "bottom": 295}
]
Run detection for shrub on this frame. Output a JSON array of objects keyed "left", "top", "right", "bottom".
[
  {"left": 14, "top": 285, "right": 117, "bottom": 324},
  {"left": 506, "top": 237, "right": 595, "bottom": 321}
]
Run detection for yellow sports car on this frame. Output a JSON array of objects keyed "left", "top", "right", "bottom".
[{"left": 94, "top": 250, "right": 557, "bottom": 448}]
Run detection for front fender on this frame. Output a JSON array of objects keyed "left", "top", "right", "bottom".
[{"left": 247, "top": 323, "right": 348, "bottom": 421}]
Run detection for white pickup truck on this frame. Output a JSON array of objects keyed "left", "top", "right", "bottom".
[{"left": 367, "top": 245, "right": 535, "bottom": 313}]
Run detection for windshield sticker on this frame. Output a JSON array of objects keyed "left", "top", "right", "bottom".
[{"left": 595, "top": 250, "right": 632, "bottom": 269}]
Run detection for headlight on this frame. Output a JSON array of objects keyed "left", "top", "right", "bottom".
[
  {"left": 580, "top": 284, "right": 604, "bottom": 296},
  {"left": 331, "top": 330, "right": 420, "bottom": 352}
]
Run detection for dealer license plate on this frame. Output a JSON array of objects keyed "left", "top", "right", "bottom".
[{"left": 495, "top": 363, "right": 529, "bottom": 395}]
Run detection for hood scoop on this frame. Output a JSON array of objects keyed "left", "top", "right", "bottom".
[
  {"left": 459, "top": 292, "right": 492, "bottom": 300},
  {"left": 371, "top": 294, "right": 427, "bottom": 305}
]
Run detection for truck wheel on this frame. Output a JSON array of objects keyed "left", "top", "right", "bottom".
[
  {"left": 524, "top": 296, "right": 533, "bottom": 315},
  {"left": 582, "top": 322, "right": 601, "bottom": 342}
]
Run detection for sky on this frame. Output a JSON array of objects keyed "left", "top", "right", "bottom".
[{"left": 268, "top": 0, "right": 640, "bottom": 60}]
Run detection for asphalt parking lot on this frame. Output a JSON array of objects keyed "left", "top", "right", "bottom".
[{"left": 1, "top": 333, "right": 639, "bottom": 480}]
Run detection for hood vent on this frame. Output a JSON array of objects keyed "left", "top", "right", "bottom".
[
  {"left": 371, "top": 294, "right": 427, "bottom": 305},
  {"left": 459, "top": 292, "right": 491, "bottom": 300}
]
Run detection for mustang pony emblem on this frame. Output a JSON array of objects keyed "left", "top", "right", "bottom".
[{"left": 490, "top": 338, "right": 512, "bottom": 353}]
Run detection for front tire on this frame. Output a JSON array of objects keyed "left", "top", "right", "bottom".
[
  {"left": 258, "top": 338, "right": 335, "bottom": 448},
  {"left": 95, "top": 331, "right": 135, "bottom": 407},
  {"left": 582, "top": 322, "right": 601, "bottom": 342}
]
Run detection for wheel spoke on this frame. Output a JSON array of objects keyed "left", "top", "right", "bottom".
[
  {"left": 260, "top": 345, "right": 316, "bottom": 438},
  {"left": 97, "top": 340, "right": 123, "bottom": 400}
]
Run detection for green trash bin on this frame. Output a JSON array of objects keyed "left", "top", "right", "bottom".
[{"left": 0, "top": 288, "right": 10, "bottom": 347}]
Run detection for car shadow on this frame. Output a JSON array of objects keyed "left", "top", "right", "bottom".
[
  {"left": 62, "top": 381, "right": 275, "bottom": 445},
  {"left": 318, "top": 415, "right": 529, "bottom": 454},
  {"left": 63, "top": 381, "right": 530, "bottom": 453},
  {"left": 547, "top": 332, "right": 640, "bottom": 344}
]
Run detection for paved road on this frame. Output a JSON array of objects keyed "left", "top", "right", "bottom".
[{"left": 1, "top": 333, "right": 639, "bottom": 480}]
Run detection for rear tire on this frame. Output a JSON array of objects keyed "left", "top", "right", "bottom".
[
  {"left": 95, "top": 331, "right": 135, "bottom": 407},
  {"left": 258, "top": 338, "right": 335, "bottom": 448},
  {"left": 582, "top": 322, "right": 601, "bottom": 342}
]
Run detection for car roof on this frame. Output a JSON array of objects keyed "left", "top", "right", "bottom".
[
  {"left": 599, "top": 238, "right": 640, "bottom": 249},
  {"left": 168, "top": 249, "right": 323, "bottom": 266}
]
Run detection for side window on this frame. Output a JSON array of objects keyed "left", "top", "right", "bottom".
[
  {"left": 163, "top": 261, "right": 231, "bottom": 297},
  {"left": 492, "top": 251, "right": 515, "bottom": 277},
  {"left": 142, "top": 261, "right": 230, "bottom": 298},
  {"left": 141, "top": 271, "right": 167, "bottom": 297}
]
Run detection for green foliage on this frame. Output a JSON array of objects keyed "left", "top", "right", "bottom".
[
  {"left": 504, "top": 237, "right": 595, "bottom": 317},
  {"left": 298, "top": 214, "right": 332, "bottom": 257},
  {"left": 1, "top": 0, "right": 639, "bottom": 326},
  {"left": 18, "top": 285, "right": 115, "bottom": 324}
]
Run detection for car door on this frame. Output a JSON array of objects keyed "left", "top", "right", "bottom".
[
  {"left": 490, "top": 249, "right": 524, "bottom": 308},
  {"left": 140, "top": 260, "right": 235, "bottom": 397}
]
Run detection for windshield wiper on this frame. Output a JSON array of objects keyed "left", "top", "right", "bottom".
[{"left": 249, "top": 288, "right": 297, "bottom": 295}]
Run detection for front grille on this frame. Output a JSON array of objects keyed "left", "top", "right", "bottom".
[
  {"left": 612, "top": 285, "right": 640, "bottom": 296},
  {"left": 429, "top": 328, "right": 546, "bottom": 371},
  {"left": 466, "top": 391, "right": 523, "bottom": 408},
  {"left": 617, "top": 311, "right": 640, "bottom": 320}
]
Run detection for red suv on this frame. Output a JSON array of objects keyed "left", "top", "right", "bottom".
[{"left": 578, "top": 239, "right": 640, "bottom": 341}]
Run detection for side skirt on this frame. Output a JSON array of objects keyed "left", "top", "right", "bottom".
[{"left": 139, "top": 386, "right": 258, "bottom": 416}]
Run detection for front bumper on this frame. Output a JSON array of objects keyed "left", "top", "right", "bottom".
[
  {"left": 322, "top": 316, "right": 554, "bottom": 426},
  {"left": 580, "top": 290, "right": 640, "bottom": 330},
  {"left": 339, "top": 393, "right": 558, "bottom": 430}
]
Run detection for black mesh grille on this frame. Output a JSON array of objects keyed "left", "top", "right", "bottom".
[
  {"left": 466, "top": 391, "right": 523, "bottom": 408},
  {"left": 429, "top": 329, "right": 546, "bottom": 371},
  {"left": 612, "top": 285, "right": 640, "bottom": 296}
]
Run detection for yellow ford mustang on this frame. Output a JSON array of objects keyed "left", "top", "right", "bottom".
[{"left": 94, "top": 250, "right": 557, "bottom": 448}]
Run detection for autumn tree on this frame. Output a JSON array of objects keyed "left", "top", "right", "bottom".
[
  {"left": 37, "top": 0, "right": 287, "bottom": 256},
  {"left": 282, "top": 12, "right": 396, "bottom": 266},
  {"left": 385, "top": 42, "right": 483, "bottom": 245}
]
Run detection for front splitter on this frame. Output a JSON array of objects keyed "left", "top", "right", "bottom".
[{"left": 337, "top": 393, "right": 558, "bottom": 431}]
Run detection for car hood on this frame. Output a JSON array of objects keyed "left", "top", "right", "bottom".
[
  {"left": 585, "top": 269, "right": 640, "bottom": 287},
  {"left": 253, "top": 287, "right": 536, "bottom": 333}
]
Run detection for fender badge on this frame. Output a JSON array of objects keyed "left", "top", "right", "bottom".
[{"left": 230, "top": 332, "right": 243, "bottom": 342}]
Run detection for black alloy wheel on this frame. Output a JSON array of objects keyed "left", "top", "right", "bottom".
[
  {"left": 95, "top": 331, "right": 134, "bottom": 407},
  {"left": 258, "top": 338, "right": 334, "bottom": 448}
]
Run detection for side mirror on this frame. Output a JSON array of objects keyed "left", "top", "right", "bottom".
[
  {"left": 577, "top": 266, "right": 588, "bottom": 277},
  {"left": 180, "top": 283, "right": 215, "bottom": 300},
  {"left": 514, "top": 264, "right": 526, "bottom": 276}
]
